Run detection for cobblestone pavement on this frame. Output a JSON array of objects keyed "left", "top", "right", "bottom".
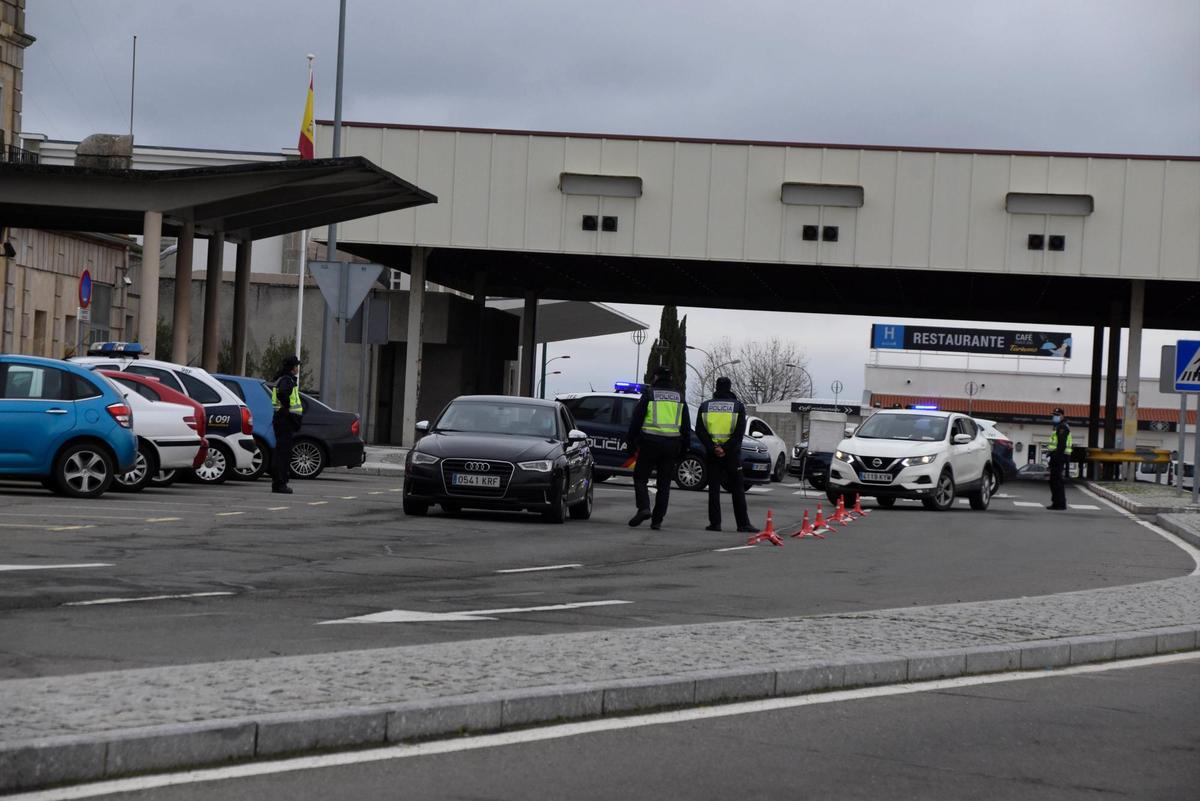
[{"left": 3, "top": 572, "right": 1198, "bottom": 742}]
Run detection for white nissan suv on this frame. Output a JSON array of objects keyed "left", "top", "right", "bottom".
[{"left": 826, "top": 409, "right": 993, "bottom": 511}]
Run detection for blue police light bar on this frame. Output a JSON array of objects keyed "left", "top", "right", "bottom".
[
  {"left": 614, "top": 382, "right": 644, "bottom": 394},
  {"left": 912, "top": 404, "right": 939, "bottom": 411},
  {"left": 86, "top": 342, "right": 144, "bottom": 357}
]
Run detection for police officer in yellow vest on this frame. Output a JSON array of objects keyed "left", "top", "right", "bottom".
[
  {"left": 269, "top": 355, "right": 304, "bottom": 494},
  {"left": 626, "top": 365, "right": 691, "bottom": 530},
  {"left": 696, "top": 376, "right": 759, "bottom": 534},
  {"left": 1046, "top": 406, "right": 1072, "bottom": 510}
]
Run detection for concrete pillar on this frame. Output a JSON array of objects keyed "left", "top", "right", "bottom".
[
  {"left": 518, "top": 290, "right": 538, "bottom": 397},
  {"left": 473, "top": 271, "right": 488, "bottom": 393},
  {"left": 401, "top": 247, "right": 427, "bottom": 447},
  {"left": 1087, "top": 324, "right": 1104, "bottom": 479},
  {"left": 1103, "top": 300, "right": 1122, "bottom": 478},
  {"left": 170, "top": 222, "right": 194, "bottom": 364},
  {"left": 231, "top": 240, "right": 252, "bottom": 375},
  {"left": 1123, "top": 280, "right": 1145, "bottom": 482},
  {"left": 138, "top": 211, "right": 163, "bottom": 356},
  {"left": 201, "top": 232, "right": 224, "bottom": 372}
]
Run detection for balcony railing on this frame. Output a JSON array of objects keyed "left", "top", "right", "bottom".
[{"left": 3, "top": 144, "right": 40, "bottom": 165}]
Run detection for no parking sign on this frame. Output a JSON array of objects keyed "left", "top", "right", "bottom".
[{"left": 78, "top": 270, "right": 93, "bottom": 309}]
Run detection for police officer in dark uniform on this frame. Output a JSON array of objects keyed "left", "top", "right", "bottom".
[
  {"left": 696, "top": 377, "right": 759, "bottom": 533},
  {"left": 270, "top": 355, "right": 304, "bottom": 494},
  {"left": 627, "top": 365, "right": 691, "bottom": 530},
  {"left": 1047, "top": 406, "right": 1071, "bottom": 510}
]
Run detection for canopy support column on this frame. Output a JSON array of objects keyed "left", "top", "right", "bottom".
[
  {"left": 138, "top": 210, "right": 162, "bottom": 356},
  {"left": 201, "top": 232, "right": 224, "bottom": 372}
]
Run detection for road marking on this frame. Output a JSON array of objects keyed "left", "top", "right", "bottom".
[
  {"left": 368, "top": 491, "right": 385, "bottom": 495},
  {"left": 0, "top": 512, "right": 149, "bottom": 521},
  {"left": 308, "top": 501, "right": 328, "bottom": 506},
  {"left": 994, "top": 493, "right": 1014, "bottom": 498},
  {"left": 341, "top": 496, "right": 358, "bottom": 500},
  {"left": 714, "top": 545, "right": 756, "bottom": 552},
  {"left": 0, "top": 563, "right": 113, "bottom": 572},
  {"left": 267, "top": 506, "right": 289, "bottom": 511},
  {"left": 389, "top": 488, "right": 404, "bottom": 492},
  {"left": 0, "top": 523, "right": 92, "bottom": 531},
  {"left": 145, "top": 517, "right": 182, "bottom": 523},
  {"left": 1012, "top": 501, "right": 1043, "bottom": 507},
  {"left": 27, "top": 652, "right": 1197, "bottom": 801},
  {"left": 48, "top": 525, "right": 93, "bottom": 531},
  {"left": 320, "top": 599, "right": 632, "bottom": 624},
  {"left": 957, "top": 498, "right": 970, "bottom": 506},
  {"left": 747, "top": 487, "right": 772, "bottom": 494},
  {"left": 215, "top": 511, "right": 244, "bottom": 517},
  {"left": 495, "top": 563, "right": 583, "bottom": 574},
  {"left": 1068, "top": 503, "right": 1100, "bottom": 510},
  {"left": 63, "top": 591, "right": 236, "bottom": 607},
  {"left": 792, "top": 490, "right": 809, "bottom": 495}
]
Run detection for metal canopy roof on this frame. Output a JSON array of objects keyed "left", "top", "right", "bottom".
[
  {"left": 489, "top": 299, "right": 647, "bottom": 344},
  {"left": 0, "top": 156, "right": 436, "bottom": 242}
]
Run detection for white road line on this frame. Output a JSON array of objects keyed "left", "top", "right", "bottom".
[
  {"left": 307, "top": 501, "right": 328, "bottom": 506},
  {"left": 145, "top": 517, "right": 181, "bottom": 523},
  {"left": 62, "top": 591, "right": 236, "bottom": 607},
  {"left": 957, "top": 498, "right": 970, "bottom": 506},
  {"left": 215, "top": 512, "right": 244, "bottom": 517},
  {"left": 495, "top": 563, "right": 583, "bottom": 574},
  {"left": 341, "top": 496, "right": 358, "bottom": 500},
  {"left": 389, "top": 488, "right": 404, "bottom": 492},
  {"left": 267, "top": 506, "right": 289, "bottom": 511},
  {"left": 714, "top": 545, "right": 757, "bottom": 552},
  {"left": 994, "top": 493, "right": 1014, "bottom": 498},
  {"left": 24, "top": 652, "right": 1196, "bottom": 801},
  {"left": 320, "top": 599, "right": 632, "bottom": 624},
  {"left": 747, "top": 487, "right": 772, "bottom": 494},
  {"left": 0, "top": 523, "right": 91, "bottom": 531},
  {"left": 1012, "top": 501, "right": 1043, "bottom": 507},
  {"left": 368, "top": 491, "right": 385, "bottom": 495},
  {"left": 0, "top": 563, "right": 113, "bottom": 572},
  {"left": 1068, "top": 503, "right": 1100, "bottom": 510}
]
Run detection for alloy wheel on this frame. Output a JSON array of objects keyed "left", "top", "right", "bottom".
[
  {"left": 195, "top": 448, "right": 228, "bottom": 482},
  {"left": 290, "top": 441, "right": 323, "bottom": 478},
  {"left": 677, "top": 457, "right": 704, "bottom": 489},
  {"left": 64, "top": 450, "right": 109, "bottom": 495},
  {"left": 117, "top": 450, "right": 148, "bottom": 487},
  {"left": 935, "top": 473, "right": 955, "bottom": 507}
]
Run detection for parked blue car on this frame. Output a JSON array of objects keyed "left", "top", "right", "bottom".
[
  {"left": 0, "top": 354, "right": 138, "bottom": 498},
  {"left": 213, "top": 373, "right": 275, "bottom": 480}
]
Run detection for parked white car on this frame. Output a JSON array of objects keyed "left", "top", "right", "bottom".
[
  {"left": 72, "top": 343, "right": 256, "bottom": 483},
  {"left": 827, "top": 409, "right": 994, "bottom": 511},
  {"left": 110, "top": 389, "right": 205, "bottom": 492},
  {"left": 745, "top": 415, "right": 788, "bottom": 482}
]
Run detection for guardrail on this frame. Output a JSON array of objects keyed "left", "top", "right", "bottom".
[{"left": 2, "top": 144, "right": 39, "bottom": 165}]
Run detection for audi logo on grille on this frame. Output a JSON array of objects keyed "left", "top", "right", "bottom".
[
  {"left": 463, "top": 461, "right": 491, "bottom": 472},
  {"left": 872, "top": 458, "right": 883, "bottom": 468}
]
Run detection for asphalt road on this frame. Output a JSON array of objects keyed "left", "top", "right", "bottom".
[
  {"left": 0, "top": 472, "right": 1192, "bottom": 678},
  {"left": 69, "top": 656, "right": 1200, "bottom": 801}
]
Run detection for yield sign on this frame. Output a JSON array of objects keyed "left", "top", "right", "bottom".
[{"left": 308, "top": 260, "right": 384, "bottom": 320}]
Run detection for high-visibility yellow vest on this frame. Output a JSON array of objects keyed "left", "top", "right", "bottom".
[
  {"left": 642, "top": 389, "right": 683, "bottom": 436},
  {"left": 1048, "top": 427, "right": 1073, "bottom": 453},
  {"left": 702, "top": 401, "right": 736, "bottom": 444},
  {"left": 271, "top": 382, "right": 304, "bottom": 415}
]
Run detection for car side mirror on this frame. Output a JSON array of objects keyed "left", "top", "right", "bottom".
[
  {"left": 953, "top": 433, "right": 972, "bottom": 445},
  {"left": 416, "top": 420, "right": 430, "bottom": 435},
  {"left": 751, "top": 431, "right": 764, "bottom": 439},
  {"left": 568, "top": 429, "right": 588, "bottom": 443}
]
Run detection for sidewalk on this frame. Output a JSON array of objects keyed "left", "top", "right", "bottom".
[
  {"left": 3, "top": 566, "right": 1199, "bottom": 791},
  {"left": 345, "top": 445, "right": 408, "bottom": 477}
]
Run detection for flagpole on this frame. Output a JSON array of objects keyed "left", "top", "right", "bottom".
[{"left": 294, "top": 55, "right": 315, "bottom": 362}]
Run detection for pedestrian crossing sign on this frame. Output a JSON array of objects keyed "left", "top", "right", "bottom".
[{"left": 1175, "top": 340, "right": 1200, "bottom": 392}]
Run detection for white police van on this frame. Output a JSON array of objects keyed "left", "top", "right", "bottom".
[{"left": 71, "top": 343, "right": 257, "bottom": 483}]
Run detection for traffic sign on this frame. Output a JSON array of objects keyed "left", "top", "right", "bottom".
[
  {"left": 1174, "top": 340, "right": 1200, "bottom": 392},
  {"left": 308, "top": 260, "right": 384, "bottom": 321},
  {"left": 78, "top": 307, "right": 91, "bottom": 324},
  {"left": 78, "top": 270, "right": 92, "bottom": 309}
]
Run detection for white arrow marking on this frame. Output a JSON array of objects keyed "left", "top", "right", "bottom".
[
  {"left": 0, "top": 563, "right": 113, "bottom": 572},
  {"left": 63, "top": 591, "right": 235, "bottom": 606},
  {"left": 495, "top": 563, "right": 583, "bottom": 574},
  {"left": 320, "top": 599, "right": 632, "bottom": 624}
]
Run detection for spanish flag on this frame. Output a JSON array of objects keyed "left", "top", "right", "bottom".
[{"left": 298, "top": 67, "right": 315, "bottom": 159}]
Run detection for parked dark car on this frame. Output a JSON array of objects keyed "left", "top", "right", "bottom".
[
  {"left": 975, "top": 418, "right": 1018, "bottom": 492},
  {"left": 1015, "top": 462, "right": 1052, "bottom": 481},
  {"left": 403, "top": 395, "right": 594, "bottom": 523},
  {"left": 214, "top": 374, "right": 365, "bottom": 480},
  {"left": 556, "top": 387, "right": 772, "bottom": 491},
  {"left": 788, "top": 444, "right": 832, "bottom": 489}
]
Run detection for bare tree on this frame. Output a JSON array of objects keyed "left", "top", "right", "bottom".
[{"left": 689, "top": 337, "right": 812, "bottom": 405}]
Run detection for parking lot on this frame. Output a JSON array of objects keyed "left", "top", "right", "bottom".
[{"left": 1, "top": 471, "right": 1194, "bottom": 679}]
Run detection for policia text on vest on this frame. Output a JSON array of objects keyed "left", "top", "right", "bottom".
[{"left": 626, "top": 371, "right": 691, "bottom": 530}]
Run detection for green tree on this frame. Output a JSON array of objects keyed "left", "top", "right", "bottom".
[
  {"left": 255, "top": 335, "right": 313, "bottom": 389},
  {"left": 643, "top": 305, "right": 687, "bottom": 399},
  {"left": 155, "top": 318, "right": 173, "bottom": 360}
]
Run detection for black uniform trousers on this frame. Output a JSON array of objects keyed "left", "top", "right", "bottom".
[
  {"left": 706, "top": 450, "right": 751, "bottom": 529},
  {"left": 1048, "top": 453, "right": 1067, "bottom": 509},
  {"left": 271, "top": 417, "right": 295, "bottom": 490},
  {"left": 632, "top": 437, "right": 677, "bottom": 523}
]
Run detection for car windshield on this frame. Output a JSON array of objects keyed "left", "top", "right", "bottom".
[
  {"left": 855, "top": 413, "right": 948, "bottom": 441},
  {"left": 435, "top": 400, "right": 559, "bottom": 438}
]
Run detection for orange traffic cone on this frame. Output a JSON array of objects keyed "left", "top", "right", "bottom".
[
  {"left": 812, "top": 502, "right": 832, "bottom": 534},
  {"left": 748, "top": 509, "right": 784, "bottom": 546},
  {"left": 834, "top": 495, "right": 854, "bottom": 525},
  {"left": 852, "top": 494, "right": 870, "bottom": 516},
  {"left": 791, "top": 508, "right": 825, "bottom": 539}
]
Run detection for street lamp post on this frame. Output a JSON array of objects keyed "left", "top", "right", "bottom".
[
  {"left": 536, "top": 370, "right": 562, "bottom": 398},
  {"left": 539, "top": 354, "right": 570, "bottom": 399},
  {"left": 785, "top": 362, "right": 812, "bottom": 398}
]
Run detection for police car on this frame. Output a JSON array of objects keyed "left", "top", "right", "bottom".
[
  {"left": 557, "top": 384, "right": 773, "bottom": 490},
  {"left": 71, "top": 343, "right": 257, "bottom": 483}
]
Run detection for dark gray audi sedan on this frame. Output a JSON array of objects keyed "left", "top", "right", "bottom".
[{"left": 402, "top": 395, "right": 594, "bottom": 524}]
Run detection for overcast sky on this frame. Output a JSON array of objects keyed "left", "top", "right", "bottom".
[{"left": 21, "top": 0, "right": 1200, "bottom": 401}]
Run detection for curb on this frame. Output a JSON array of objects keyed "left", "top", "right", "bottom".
[
  {"left": 3, "top": 625, "right": 1198, "bottom": 792},
  {"left": 1155, "top": 514, "right": 1200, "bottom": 550},
  {"left": 342, "top": 464, "right": 405, "bottom": 477},
  {"left": 1085, "top": 481, "right": 1200, "bottom": 516}
]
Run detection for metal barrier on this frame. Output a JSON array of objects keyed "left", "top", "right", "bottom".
[{"left": 1084, "top": 447, "right": 1172, "bottom": 464}]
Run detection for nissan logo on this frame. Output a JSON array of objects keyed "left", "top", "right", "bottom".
[
  {"left": 464, "top": 461, "right": 491, "bottom": 472},
  {"left": 872, "top": 458, "right": 883, "bottom": 468}
]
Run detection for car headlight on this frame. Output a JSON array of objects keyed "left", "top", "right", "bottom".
[
  {"left": 411, "top": 451, "right": 439, "bottom": 465},
  {"left": 519, "top": 460, "right": 554, "bottom": 472},
  {"left": 901, "top": 454, "right": 937, "bottom": 467},
  {"left": 835, "top": 450, "right": 854, "bottom": 463}
]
